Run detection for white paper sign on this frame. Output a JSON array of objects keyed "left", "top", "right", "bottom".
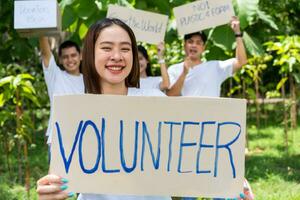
[
  {"left": 107, "top": 5, "right": 168, "bottom": 44},
  {"left": 14, "top": 0, "right": 58, "bottom": 29},
  {"left": 173, "top": 0, "right": 235, "bottom": 35},
  {"left": 50, "top": 95, "right": 246, "bottom": 198}
]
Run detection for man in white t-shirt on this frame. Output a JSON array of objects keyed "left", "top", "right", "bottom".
[
  {"left": 167, "top": 17, "right": 249, "bottom": 200},
  {"left": 39, "top": 37, "right": 84, "bottom": 145},
  {"left": 166, "top": 17, "right": 247, "bottom": 97}
]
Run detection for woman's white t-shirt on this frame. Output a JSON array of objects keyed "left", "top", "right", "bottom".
[{"left": 140, "top": 77, "right": 162, "bottom": 90}]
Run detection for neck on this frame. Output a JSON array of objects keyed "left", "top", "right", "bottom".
[
  {"left": 188, "top": 57, "right": 202, "bottom": 68},
  {"left": 140, "top": 71, "right": 147, "bottom": 78},
  {"left": 101, "top": 81, "right": 128, "bottom": 95},
  {"left": 67, "top": 70, "right": 81, "bottom": 76}
]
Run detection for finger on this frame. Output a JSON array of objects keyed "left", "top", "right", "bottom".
[
  {"left": 38, "top": 191, "right": 70, "bottom": 200},
  {"left": 37, "top": 183, "right": 65, "bottom": 194},
  {"left": 37, "top": 174, "right": 65, "bottom": 186}
]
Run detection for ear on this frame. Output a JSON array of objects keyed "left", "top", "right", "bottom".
[
  {"left": 58, "top": 57, "right": 63, "bottom": 65},
  {"left": 80, "top": 52, "right": 82, "bottom": 61}
]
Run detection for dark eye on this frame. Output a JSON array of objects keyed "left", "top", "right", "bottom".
[
  {"left": 101, "top": 47, "right": 111, "bottom": 51},
  {"left": 121, "top": 47, "right": 130, "bottom": 52}
]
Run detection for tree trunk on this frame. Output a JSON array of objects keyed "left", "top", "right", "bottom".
[
  {"left": 229, "top": 78, "right": 233, "bottom": 97},
  {"left": 4, "top": 136, "right": 11, "bottom": 178},
  {"left": 16, "top": 89, "right": 23, "bottom": 184},
  {"left": 254, "top": 76, "right": 260, "bottom": 128},
  {"left": 281, "top": 81, "right": 289, "bottom": 153},
  {"left": 289, "top": 74, "right": 297, "bottom": 129},
  {"left": 242, "top": 78, "right": 249, "bottom": 149},
  {"left": 17, "top": 141, "right": 22, "bottom": 184},
  {"left": 24, "top": 141, "right": 31, "bottom": 198}
]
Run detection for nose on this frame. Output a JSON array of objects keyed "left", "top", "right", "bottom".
[
  {"left": 191, "top": 42, "right": 197, "bottom": 47},
  {"left": 110, "top": 50, "right": 123, "bottom": 62}
]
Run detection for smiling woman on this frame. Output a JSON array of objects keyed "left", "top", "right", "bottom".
[
  {"left": 82, "top": 18, "right": 140, "bottom": 95},
  {"left": 36, "top": 18, "right": 168, "bottom": 200},
  {"left": 94, "top": 25, "right": 133, "bottom": 89}
]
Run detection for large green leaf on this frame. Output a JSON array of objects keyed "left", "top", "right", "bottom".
[
  {"left": 59, "top": 0, "right": 77, "bottom": 9},
  {"left": 235, "top": 0, "right": 259, "bottom": 29},
  {"left": 243, "top": 31, "right": 264, "bottom": 56},
  {"left": 205, "top": 45, "right": 229, "bottom": 61},
  {"left": 18, "top": 74, "right": 34, "bottom": 81},
  {"left": 0, "top": 76, "right": 13, "bottom": 87},
  {"left": 256, "top": 10, "right": 278, "bottom": 31},
  {"left": 78, "top": 22, "right": 89, "bottom": 40},
  {"left": 21, "top": 80, "right": 36, "bottom": 95},
  {"left": 210, "top": 25, "right": 235, "bottom": 51},
  {"left": 276, "top": 77, "right": 288, "bottom": 90},
  {"left": 0, "top": 93, "right": 5, "bottom": 107},
  {"left": 21, "top": 91, "right": 40, "bottom": 107},
  {"left": 62, "top": 5, "right": 77, "bottom": 30},
  {"left": 135, "top": 1, "right": 147, "bottom": 10},
  {"left": 73, "top": 0, "right": 97, "bottom": 20}
]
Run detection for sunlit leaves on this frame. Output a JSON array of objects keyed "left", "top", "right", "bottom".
[
  {"left": 62, "top": 5, "right": 77, "bottom": 30},
  {"left": 235, "top": 0, "right": 259, "bottom": 28},
  {"left": 210, "top": 25, "right": 235, "bottom": 52},
  {"left": 256, "top": 10, "right": 278, "bottom": 31},
  {"left": 243, "top": 31, "right": 264, "bottom": 56}
]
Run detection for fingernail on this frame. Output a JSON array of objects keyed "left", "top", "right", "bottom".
[
  {"left": 240, "top": 193, "right": 245, "bottom": 199},
  {"left": 61, "top": 178, "right": 69, "bottom": 183},
  {"left": 60, "top": 185, "right": 68, "bottom": 191},
  {"left": 68, "top": 192, "right": 75, "bottom": 197}
]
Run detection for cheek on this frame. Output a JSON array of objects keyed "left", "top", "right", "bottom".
[
  {"left": 139, "top": 59, "right": 146, "bottom": 67},
  {"left": 94, "top": 55, "right": 106, "bottom": 74},
  {"left": 125, "top": 53, "right": 133, "bottom": 67}
]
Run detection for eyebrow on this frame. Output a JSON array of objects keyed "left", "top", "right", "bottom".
[{"left": 99, "top": 41, "right": 131, "bottom": 45}]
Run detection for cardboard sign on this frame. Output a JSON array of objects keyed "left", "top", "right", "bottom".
[
  {"left": 50, "top": 95, "right": 246, "bottom": 198},
  {"left": 173, "top": 0, "right": 235, "bottom": 35},
  {"left": 14, "top": 0, "right": 61, "bottom": 36},
  {"left": 107, "top": 5, "right": 168, "bottom": 44}
]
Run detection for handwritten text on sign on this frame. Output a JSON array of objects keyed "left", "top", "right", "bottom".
[
  {"left": 50, "top": 95, "right": 246, "bottom": 198},
  {"left": 107, "top": 5, "right": 168, "bottom": 44},
  {"left": 14, "top": 0, "right": 58, "bottom": 29},
  {"left": 173, "top": 0, "right": 235, "bottom": 35}
]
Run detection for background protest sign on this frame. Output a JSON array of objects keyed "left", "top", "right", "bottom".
[
  {"left": 14, "top": 0, "right": 61, "bottom": 37},
  {"left": 50, "top": 95, "right": 246, "bottom": 198},
  {"left": 173, "top": 0, "right": 235, "bottom": 35},
  {"left": 107, "top": 5, "right": 168, "bottom": 44}
]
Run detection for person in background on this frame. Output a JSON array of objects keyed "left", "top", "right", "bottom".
[
  {"left": 138, "top": 43, "right": 170, "bottom": 91},
  {"left": 167, "top": 16, "right": 253, "bottom": 200},
  {"left": 39, "top": 36, "right": 84, "bottom": 145},
  {"left": 166, "top": 16, "right": 247, "bottom": 97}
]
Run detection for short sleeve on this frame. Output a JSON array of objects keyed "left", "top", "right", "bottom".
[{"left": 217, "top": 58, "right": 235, "bottom": 83}]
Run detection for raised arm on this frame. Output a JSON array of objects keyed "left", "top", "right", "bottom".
[
  {"left": 39, "top": 36, "right": 52, "bottom": 68},
  {"left": 157, "top": 42, "right": 170, "bottom": 91},
  {"left": 166, "top": 57, "right": 193, "bottom": 96},
  {"left": 231, "top": 16, "right": 247, "bottom": 73}
]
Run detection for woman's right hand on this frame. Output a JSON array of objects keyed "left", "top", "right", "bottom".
[
  {"left": 37, "top": 174, "right": 74, "bottom": 200},
  {"left": 157, "top": 42, "right": 165, "bottom": 59}
]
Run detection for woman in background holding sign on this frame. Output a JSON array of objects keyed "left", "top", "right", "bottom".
[
  {"left": 36, "top": 18, "right": 169, "bottom": 200},
  {"left": 138, "top": 43, "right": 170, "bottom": 91}
]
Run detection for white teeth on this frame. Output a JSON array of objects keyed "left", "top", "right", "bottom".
[{"left": 107, "top": 66, "right": 122, "bottom": 71}]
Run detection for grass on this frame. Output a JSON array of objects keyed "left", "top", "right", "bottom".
[
  {"left": 0, "top": 103, "right": 300, "bottom": 200},
  {"left": 245, "top": 125, "right": 300, "bottom": 199}
]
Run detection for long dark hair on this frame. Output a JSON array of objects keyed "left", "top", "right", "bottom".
[
  {"left": 137, "top": 45, "right": 152, "bottom": 76},
  {"left": 82, "top": 18, "right": 140, "bottom": 94}
]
